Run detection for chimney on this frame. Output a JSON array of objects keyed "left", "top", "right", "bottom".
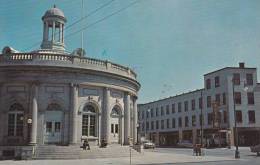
[{"left": 239, "top": 62, "right": 245, "bottom": 68}]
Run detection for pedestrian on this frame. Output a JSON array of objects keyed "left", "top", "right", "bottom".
[{"left": 83, "top": 139, "right": 90, "bottom": 150}]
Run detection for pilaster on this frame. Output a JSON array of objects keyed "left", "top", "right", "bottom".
[{"left": 124, "top": 92, "right": 130, "bottom": 145}]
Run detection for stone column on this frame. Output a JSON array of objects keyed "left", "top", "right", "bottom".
[
  {"left": 70, "top": 84, "right": 78, "bottom": 144},
  {"left": 103, "top": 88, "right": 110, "bottom": 143},
  {"left": 124, "top": 92, "right": 130, "bottom": 145},
  {"left": 133, "top": 96, "right": 138, "bottom": 143},
  {"left": 62, "top": 24, "right": 64, "bottom": 43},
  {"left": 59, "top": 23, "right": 62, "bottom": 42},
  {"left": 43, "top": 22, "right": 48, "bottom": 41},
  {"left": 30, "top": 84, "right": 38, "bottom": 145},
  {"left": 52, "top": 21, "right": 55, "bottom": 42}
]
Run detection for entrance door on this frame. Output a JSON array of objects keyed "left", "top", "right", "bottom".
[
  {"left": 44, "top": 111, "right": 63, "bottom": 144},
  {"left": 110, "top": 117, "right": 119, "bottom": 143}
]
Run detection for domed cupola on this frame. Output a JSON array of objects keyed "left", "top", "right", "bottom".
[{"left": 41, "top": 5, "right": 66, "bottom": 53}]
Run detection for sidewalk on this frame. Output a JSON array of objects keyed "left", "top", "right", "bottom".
[{"left": 0, "top": 150, "right": 239, "bottom": 165}]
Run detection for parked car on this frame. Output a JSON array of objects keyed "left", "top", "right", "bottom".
[
  {"left": 250, "top": 144, "right": 260, "bottom": 156},
  {"left": 142, "top": 140, "right": 155, "bottom": 149},
  {"left": 177, "top": 140, "right": 193, "bottom": 148}
]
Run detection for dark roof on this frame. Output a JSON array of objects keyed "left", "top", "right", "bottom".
[{"left": 204, "top": 67, "right": 256, "bottom": 76}]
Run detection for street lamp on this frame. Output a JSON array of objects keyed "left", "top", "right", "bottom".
[
  {"left": 137, "top": 122, "right": 140, "bottom": 144},
  {"left": 232, "top": 77, "right": 240, "bottom": 159},
  {"left": 232, "top": 78, "right": 249, "bottom": 159},
  {"left": 200, "top": 90, "right": 204, "bottom": 147}
]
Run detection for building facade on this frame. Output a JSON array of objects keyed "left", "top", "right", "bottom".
[
  {"left": 0, "top": 6, "right": 140, "bottom": 158},
  {"left": 138, "top": 63, "right": 260, "bottom": 147}
]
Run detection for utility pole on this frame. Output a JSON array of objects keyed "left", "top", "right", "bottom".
[
  {"left": 232, "top": 78, "right": 240, "bottom": 159},
  {"left": 200, "top": 90, "right": 203, "bottom": 147}
]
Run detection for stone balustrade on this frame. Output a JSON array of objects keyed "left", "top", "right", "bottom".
[{"left": 0, "top": 53, "right": 137, "bottom": 79}]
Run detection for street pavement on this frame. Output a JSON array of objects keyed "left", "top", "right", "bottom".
[{"left": 0, "top": 147, "right": 259, "bottom": 165}]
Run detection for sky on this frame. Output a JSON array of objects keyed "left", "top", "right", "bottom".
[{"left": 0, "top": 0, "right": 260, "bottom": 104}]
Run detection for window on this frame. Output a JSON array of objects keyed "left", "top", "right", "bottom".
[
  {"left": 146, "top": 110, "right": 149, "bottom": 118},
  {"left": 142, "top": 111, "right": 144, "bottom": 119},
  {"left": 172, "top": 118, "right": 176, "bottom": 128},
  {"left": 246, "top": 74, "right": 253, "bottom": 85},
  {"left": 185, "top": 116, "right": 189, "bottom": 127},
  {"left": 191, "top": 99, "right": 195, "bottom": 111},
  {"left": 142, "top": 123, "right": 144, "bottom": 131},
  {"left": 247, "top": 92, "right": 255, "bottom": 105},
  {"left": 166, "top": 119, "right": 170, "bottom": 129},
  {"left": 192, "top": 115, "right": 196, "bottom": 126},
  {"left": 46, "top": 122, "right": 52, "bottom": 133},
  {"left": 172, "top": 104, "right": 175, "bottom": 113},
  {"left": 115, "top": 124, "right": 118, "bottom": 133},
  {"left": 161, "top": 120, "right": 164, "bottom": 129},
  {"left": 178, "top": 117, "right": 182, "bottom": 128},
  {"left": 199, "top": 97, "right": 203, "bottom": 109},
  {"left": 235, "top": 111, "right": 242, "bottom": 123},
  {"left": 146, "top": 122, "right": 149, "bottom": 130},
  {"left": 199, "top": 114, "right": 204, "bottom": 126},
  {"left": 111, "top": 124, "right": 114, "bottom": 133},
  {"left": 156, "top": 120, "right": 159, "bottom": 130},
  {"left": 55, "top": 122, "right": 61, "bottom": 132},
  {"left": 207, "top": 96, "right": 211, "bottom": 108},
  {"left": 156, "top": 107, "right": 159, "bottom": 116},
  {"left": 151, "top": 108, "right": 154, "bottom": 118},
  {"left": 8, "top": 103, "right": 24, "bottom": 137},
  {"left": 208, "top": 113, "right": 213, "bottom": 125},
  {"left": 82, "top": 105, "right": 97, "bottom": 137},
  {"left": 233, "top": 73, "right": 240, "bottom": 85},
  {"left": 166, "top": 105, "right": 170, "bottom": 114},
  {"left": 206, "top": 79, "right": 211, "bottom": 89},
  {"left": 161, "top": 106, "right": 164, "bottom": 116},
  {"left": 138, "top": 112, "right": 140, "bottom": 120},
  {"left": 82, "top": 115, "right": 89, "bottom": 136},
  {"left": 215, "top": 94, "right": 220, "bottom": 105},
  {"left": 215, "top": 76, "right": 220, "bottom": 87},
  {"left": 178, "top": 102, "right": 182, "bottom": 112},
  {"left": 223, "top": 93, "right": 226, "bottom": 105},
  {"left": 234, "top": 92, "right": 241, "bottom": 104},
  {"left": 248, "top": 111, "right": 255, "bottom": 123},
  {"left": 184, "top": 101, "right": 188, "bottom": 112},
  {"left": 151, "top": 121, "right": 154, "bottom": 130},
  {"left": 223, "top": 111, "right": 227, "bottom": 123}
]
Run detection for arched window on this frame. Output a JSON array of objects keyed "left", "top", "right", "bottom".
[
  {"left": 8, "top": 103, "right": 24, "bottom": 136},
  {"left": 111, "top": 106, "right": 120, "bottom": 117},
  {"left": 83, "top": 105, "right": 95, "bottom": 113},
  {"left": 82, "top": 104, "right": 97, "bottom": 137}
]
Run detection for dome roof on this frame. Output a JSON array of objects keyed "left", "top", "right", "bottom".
[{"left": 42, "top": 5, "right": 66, "bottom": 21}]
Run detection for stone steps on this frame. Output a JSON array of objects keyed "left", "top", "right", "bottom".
[{"left": 34, "top": 144, "right": 140, "bottom": 160}]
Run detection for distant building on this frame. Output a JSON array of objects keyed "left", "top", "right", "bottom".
[
  {"left": 138, "top": 63, "right": 260, "bottom": 147},
  {"left": 0, "top": 6, "right": 140, "bottom": 159}
]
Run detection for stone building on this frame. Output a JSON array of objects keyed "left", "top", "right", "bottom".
[
  {"left": 0, "top": 6, "right": 140, "bottom": 158},
  {"left": 138, "top": 63, "right": 260, "bottom": 147}
]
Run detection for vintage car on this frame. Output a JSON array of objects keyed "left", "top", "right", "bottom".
[
  {"left": 142, "top": 140, "right": 155, "bottom": 149},
  {"left": 250, "top": 144, "right": 260, "bottom": 156}
]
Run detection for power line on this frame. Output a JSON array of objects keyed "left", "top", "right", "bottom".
[
  {"left": 65, "top": 0, "right": 140, "bottom": 39},
  {"left": 65, "top": 0, "right": 115, "bottom": 30},
  {"left": 23, "top": 0, "right": 115, "bottom": 51}
]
